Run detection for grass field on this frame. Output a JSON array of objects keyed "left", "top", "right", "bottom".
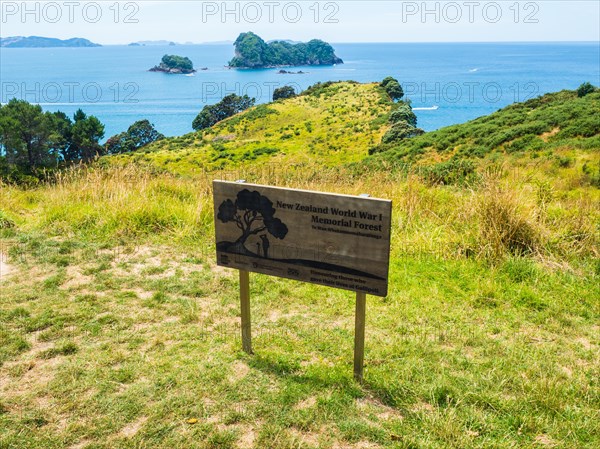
[{"left": 0, "top": 84, "right": 599, "bottom": 448}]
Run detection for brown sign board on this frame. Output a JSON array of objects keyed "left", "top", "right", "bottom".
[{"left": 213, "top": 181, "right": 392, "bottom": 297}]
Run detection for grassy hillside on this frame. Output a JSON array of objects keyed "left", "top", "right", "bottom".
[
  {"left": 0, "top": 85, "right": 598, "bottom": 449},
  {"left": 110, "top": 82, "right": 394, "bottom": 175},
  {"left": 366, "top": 89, "right": 600, "bottom": 186}
]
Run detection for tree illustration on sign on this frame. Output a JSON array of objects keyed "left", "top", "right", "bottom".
[{"left": 216, "top": 189, "right": 288, "bottom": 257}]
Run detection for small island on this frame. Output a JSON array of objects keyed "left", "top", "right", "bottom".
[
  {"left": 149, "top": 54, "right": 196, "bottom": 74},
  {"left": 278, "top": 69, "right": 307, "bottom": 74},
  {"left": 228, "top": 32, "right": 343, "bottom": 69}
]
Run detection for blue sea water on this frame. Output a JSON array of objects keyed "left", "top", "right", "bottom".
[{"left": 1, "top": 42, "right": 598, "bottom": 139}]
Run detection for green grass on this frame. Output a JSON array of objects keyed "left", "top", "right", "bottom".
[
  {"left": 1, "top": 163, "right": 598, "bottom": 448},
  {"left": 0, "top": 232, "right": 598, "bottom": 448},
  {"left": 107, "top": 82, "right": 394, "bottom": 175},
  {"left": 366, "top": 89, "right": 600, "bottom": 186},
  {"left": 0, "top": 85, "right": 598, "bottom": 448}
]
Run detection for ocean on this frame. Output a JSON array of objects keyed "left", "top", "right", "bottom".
[{"left": 1, "top": 42, "right": 598, "bottom": 139}]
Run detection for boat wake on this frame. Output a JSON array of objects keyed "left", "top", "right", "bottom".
[{"left": 413, "top": 106, "right": 439, "bottom": 111}]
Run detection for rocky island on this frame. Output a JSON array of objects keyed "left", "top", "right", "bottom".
[
  {"left": 149, "top": 54, "right": 196, "bottom": 74},
  {"left": 228, "top": 32, "right": 343, "bottom": 69}
]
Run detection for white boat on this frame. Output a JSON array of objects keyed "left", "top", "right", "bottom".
[{"left": 413, "top": 106, "right": 439, "bottom": 111}]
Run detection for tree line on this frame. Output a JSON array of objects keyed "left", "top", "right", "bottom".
[
  {"left": 1, "top": 76, "right": 420, "bottom": 182},
  {"left": 0, "top": 99, "right": 164, "bottom": 181}
]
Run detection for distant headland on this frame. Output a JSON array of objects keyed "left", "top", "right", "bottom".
[
  {"left": 0, "top": 36, "right": 101, "bottom": 48},
  {"left": 149, "top": 54, "right": 197, "bottom": 74},
  {"left": 228, "top": 32, "right": 343, "bottom": 69}
]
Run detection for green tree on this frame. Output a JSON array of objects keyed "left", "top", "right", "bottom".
[
  {"left": 577, "top": 82, "right": 596, "bottom": 98},
  {"left": 0, "top": 99, "right": 57, "bottom": 170},
  {"left": 389, "top": 103, "right": 417, "bottom": 127},
  {"left": 273, "top": 86, "right": 297, "bottom": 101},
  {"left": 382, "top": 121, "right": 424, "bottom": 144},
  {"left": 46, "top": 111, "right": 74, "bottom": 161},
  {"left": 71, "top": 109, "right": 105, "bottom": 161},
  {"left": 192, "top": 94, "right": 255, "bottom": 131},
  {"left": 381, "top": 77, "right": 404, "bottom": 101},
  {"left": 127, "top": 119, "right": 164, "bottom": 148},
  {"left": 105, "top": 120, "right": 164, "bottom": 154}
]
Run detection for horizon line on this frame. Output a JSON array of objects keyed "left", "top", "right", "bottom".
[{"left": 2, "top": 40, "right": 597, "bottom": 47}]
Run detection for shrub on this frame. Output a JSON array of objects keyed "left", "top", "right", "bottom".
[
  {"left": 421, "top": 159, "right": 476, "bottom": 185},
  {"left": 506, "top": 134, "right": 544, "bottom": 153},
  {"left": 382, "top": 122, "right": 424, "bottom": 144},
  {"left": 0, "top": 211, "right": 15, "bottom": 229},
  {"left": 389, "top": 103, "right": 417, "bottom": 127},
  {"left": 576, "top": 82, "right": 596, "bottom": 97},
  {"left": 192, "top": 94, "right": 255, "bottom": 131},
  {"left": 273, "top": 86, "right": 296, "bottom": 101},
  {"left": 380, "top": 77, "right": 404, "bottom": 101},
  {"left": 477, "top": 186, "right": 540, "bottom": 259}
]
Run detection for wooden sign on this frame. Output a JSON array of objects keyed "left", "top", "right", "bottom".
[{"left": 213, "top": 181, "right": 392, "bottom": 297}]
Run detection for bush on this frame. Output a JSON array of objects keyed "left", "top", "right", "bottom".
[
  {"left": 192, "top": 94, "right": 255, "bottom": 131},
  {"left": 273, "top": 86, "right": 296, "bottom": 101},
  {"left": 0, "top": 211, "right": 15, "bottom": 229},
  {"left": 382, "top": 122, "right": 424, "bottom": 144},
  {"left": 506, "top": 134, "right": 544, "bottom": 153},
  {"left": 421, "top": 159, "right": 476, "bottom": 185},
  {"left": 477, "top": 187, "right": 540, "bottom": 259},
  {"left": 389, "top": 103, "right": 417, "bottom": 127},
  {"left": 577, "top": 82, "right": 596, "bottom": 97},
  {"left": 380, "top": 77, "right": 404, "bottom": 101}
]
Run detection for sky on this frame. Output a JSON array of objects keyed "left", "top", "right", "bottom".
[{"left": 1, "top": 1, "right": 599, "bottom": 44}]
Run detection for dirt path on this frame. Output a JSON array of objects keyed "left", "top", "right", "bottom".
[{"left": 0, "top": 253, "right": 13, "bottom": 280}]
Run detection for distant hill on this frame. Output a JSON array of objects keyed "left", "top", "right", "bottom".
[
  {"left": 228, "top": 32, "right": 343, "bottom": 68},
  {"left": 366, "top": 88, "right": 600, "bottom": 174},
  {"left": 106, "top": 81, "right": 599, "bottom": 187},
  {"left": 0, "top": 36, "right": 101, "bottom": 48},
  {"left": 108, "top": 81, "right": 392, "bottom": 173}
]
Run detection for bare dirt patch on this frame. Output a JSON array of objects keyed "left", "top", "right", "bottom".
[
  {"left": 228, "top": 360, "right": 250, "bottom": 383},
  {"left": 210, "top": 263, "right": 235, "bottom": 278},
  {"left": 120, "top": 416, "right": 148, "bottom": 438},
  {"left": 294, "top": 396, "right": 317, "bottom": 410},
  {"left": 534, "top": 434, "right": 558, "bottom": 447},
  {"left": 0, "top": 252, "right": 14, "bottom": 280},
  {"left": 540, "top": 127, "right": 560, "bottom": 141},
  {"left": 356, "top": 397, "right": 403, "bottom": 421},
  {"left": 61, "top": 265, "right": 94, "bottom": 290},
  {"left": 236, "top": 425, "right": 257, "bottom": 449},
  {"left": 68, "top": 440, "right": 91, "bottom": 449},
  {"left": 289, "top": 428, "right": 321, "bottom": 446},
  {"left": 332, "top": 441, "right": 382, "bottom": 449}
]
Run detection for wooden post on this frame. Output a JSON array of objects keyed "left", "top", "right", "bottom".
[
  {"left": 239, "top": 270, "right": 253, "bottom": 354},
  {"left": 354, "top": 292, "right": 367, "bottom": 382}
]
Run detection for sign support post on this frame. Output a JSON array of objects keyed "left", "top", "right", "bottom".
[
  {"left": 353, "top": 292, "right": 367, "bottom": 382},
  {"left": 239, "top": 270, "right": 253, "bottom": 354}
]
